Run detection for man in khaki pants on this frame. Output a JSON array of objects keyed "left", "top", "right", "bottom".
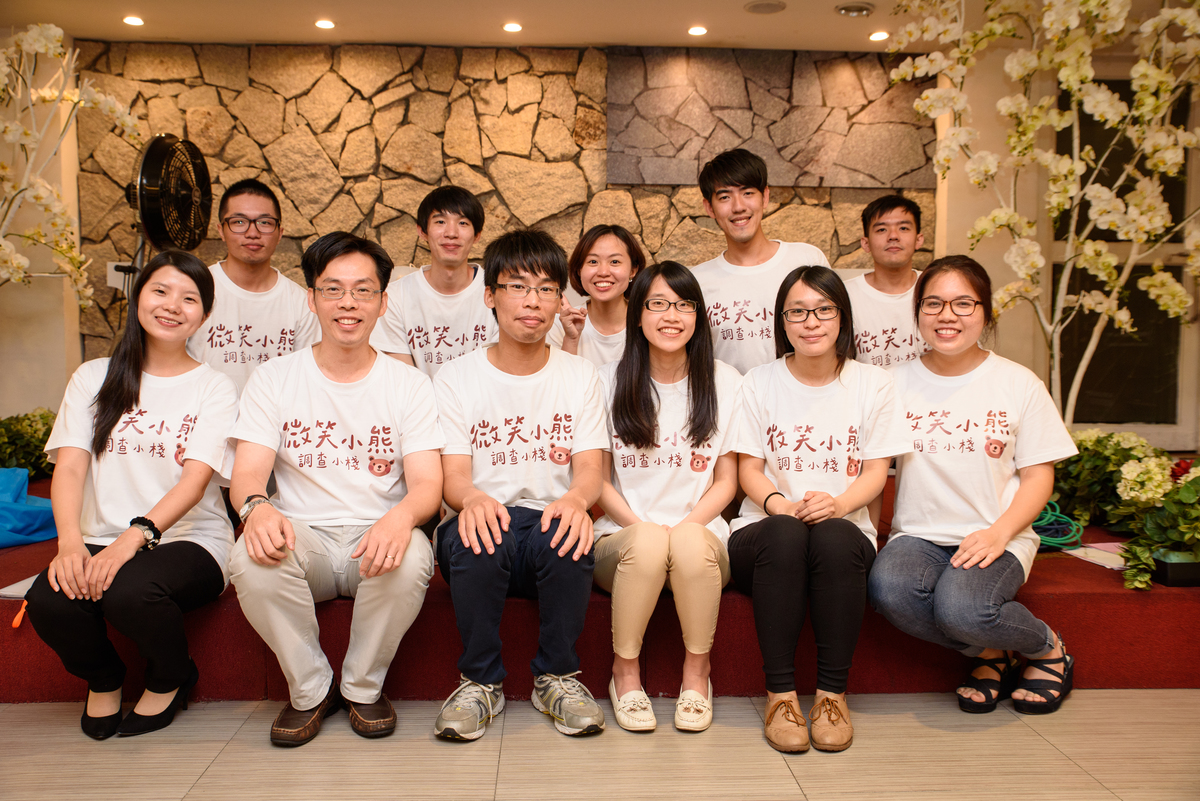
[{"left": 230, "top": 232, "right": 445, "bottom": 746}]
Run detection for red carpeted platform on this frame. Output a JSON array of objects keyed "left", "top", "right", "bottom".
[{"left": 2, "top": 479, "right": 1197, "bottom": 703}]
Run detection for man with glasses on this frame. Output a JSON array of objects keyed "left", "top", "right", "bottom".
[
  {"left": 187, "top": 179, "right": 318, "bottom": 393},
  {"left": 229, "top": 232, "right": 444, "bottom": 746},
  {"left": 431, "top": 230, "right": 608, "bottom": 742}
]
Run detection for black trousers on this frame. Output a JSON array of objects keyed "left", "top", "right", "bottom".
[
  {"left": 26, "top": 540, "right": 224, "bottom": 693},
  {"left": 728, "top": 515, "right": 876, "bottom": 694}
]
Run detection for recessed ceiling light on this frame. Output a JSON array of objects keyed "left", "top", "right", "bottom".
[
  {"left": 504, "top": 22, "right": 522, "bottom": 32},
  {"left": 745, "top": 1, "right": 787, "bottom": 13},
  {"left": 689, "top": 26, "right": 708, "bottom": 36},
  {"left": 315, "top": 19, "right": 335, "bottom": 29},
  {"left": 869, "top": 30, "right": 889, "bottom": 41},
  {"left": 836, "top": 3, "right": 874, "bottom": 17},
  {"left": 123, "top": 16, "right": 144, "bottom": 26}
]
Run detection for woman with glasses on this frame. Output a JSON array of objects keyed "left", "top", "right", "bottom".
[
  {"left": 868, "top": 255, "right": 1078, "bottom": 715},
  {"left": 730, "top": 265, "right": 909, "bottom": 753},
  {"left": 593, "top": 262, "right": 741, "bottom": 733},
  {"left": 25, "top": 251, "right": 239, "bottom": 739}
]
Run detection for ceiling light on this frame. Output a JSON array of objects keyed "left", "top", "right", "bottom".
[
  {"left": 745, "top": 1, "right": 787, "bottom": 13},
  {"left": 504, "top": 22, "right": 522, "bottom": 32},
  {"left": 315, "top": 19, "right": 335, "bottom": 29},
  {"left": 123, "top": 16, "right": 144, "bottom": 26},
  {"left": 689, "top": 26, "right": 708, "bottom": 36},
  {"left": 869, "top": 31, "right": 889, "bottom": 41},
  {"left": 836, "top": 3, "right": 874, "bottom": 17}
]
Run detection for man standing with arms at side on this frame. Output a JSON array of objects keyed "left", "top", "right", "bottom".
[
  {"left": 690, "top": 148, "right": 831, "bottom": 375},
  {"left": 432, "top": 230, "right": 608, "bottom": 742},
  {"left": 187, "top": 179, "right": 319, "bottom": 394},
  {"left": 229, "top": 232, "right": 444, "bottom": 746},
  {"left": 372, "top": 186, "right": 495, "bottom": 376}
]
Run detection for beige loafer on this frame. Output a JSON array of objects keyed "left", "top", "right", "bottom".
[
  {"left": 674, "top": 680, "right": 713, "bottom": 732},
  {"left": 809, "top": 695, "right": 853, "bottom": 752},
  {"left": 609, "top": 678, "right": 656, "bottom": 732},
  {"left": 764, "top": 697, "right": 809, "bottom": 752}
]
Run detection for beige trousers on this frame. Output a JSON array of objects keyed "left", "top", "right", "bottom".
[
  {"left": 230, "top": 521, "right": 433, "bottom": 709},
  {"left": 593, "top": 521, "right": 730, "bottom": 659}
]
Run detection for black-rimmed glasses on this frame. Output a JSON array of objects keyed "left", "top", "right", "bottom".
[
  {"left": 919, "top": 297, "right": 983, "bottom": 316},
  {"left": 781, "top": 306, "right": 840, "bottom": 323},
  {"left": 494, "top": 282, "right": 563, "bottom": 300},
  {"left": 314, "top": 287, "right": 383, "bottom": 301},
  {"left": 222, "top": 216, "right": 280, "bottom": 234},
  {"left": 643, "top": 298, "right": 698, "bottom": 314}
]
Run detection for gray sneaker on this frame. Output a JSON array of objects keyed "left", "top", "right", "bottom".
[
  {"left": 532, "top": 671, "right": 605, "bottom": 735},
  {"left": 434, "top": 675, "right": 505, "bottom": 741}
]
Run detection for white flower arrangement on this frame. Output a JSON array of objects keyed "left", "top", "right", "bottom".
[
  {"left": 1, "top": 23, "right": 141, "bottom": 308},
  {"left": 890, "top": 0, "right": 1200, "bottom": 425}
]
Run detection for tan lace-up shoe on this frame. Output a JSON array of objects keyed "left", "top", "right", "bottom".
[
  {"left": 764, "top": 697, "right": 809, "bottom": 752},
  {"left": 809, "top": 695, "right": 853, "bottom": 752}
]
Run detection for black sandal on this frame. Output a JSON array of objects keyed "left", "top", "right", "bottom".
[
  {"left": 957, "top": 651, "right": 1020, "bottom": 713},
  {"left": 1013, "top": 644, "right": 1074, "bottom": 715}
]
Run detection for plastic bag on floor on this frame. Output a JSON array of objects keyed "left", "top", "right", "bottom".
[{"left": 0, "top": 468, "right": 55, "bottom": 548}]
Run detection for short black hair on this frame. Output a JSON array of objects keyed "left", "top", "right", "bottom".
[
  {"left": 219, "top": 179, "right": 281, "bottom": 221},
  {"left": 483, "top": 229, "right": 568, "bottom": 290},
  {"left": 301, "top": 231, "right": 393, "bottom": 288},
  {"left": 861, "top": 195, "right": 923, "bottom": 236},
  {"left": 773, "top": 265, "right": 856, "bottom": 373},
  {"left": 698, "top": 148, "right": 768, "bottom": 202},
  {"left": 416, "top": 185, "right": 485, "bottom": 234}
]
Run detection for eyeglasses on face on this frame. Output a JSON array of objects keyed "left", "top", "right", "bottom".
[
  {"left": 222, "top": 216, "right": 280, "bottom": 234},
  {"left": 643, "top": 298, "right": 698, "bottom": 314},
  {"left": 314, "top": 286, "right": 382, "bottom": 301},
  {"left": 781, "top": 306, "right": 840, "bottom": 323},
  {"left": 919, "top": 297, "right": 983, "bottom": 316},
  {"left": 494, "top": 282, "right": 563, "bottom": 300}
]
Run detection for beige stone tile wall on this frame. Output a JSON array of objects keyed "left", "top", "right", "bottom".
[{"left": 73, "top": 41, "right": 933, "bottom": 358}]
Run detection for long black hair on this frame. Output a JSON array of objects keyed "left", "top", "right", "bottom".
[
  {"left": 91, "top": 251, "right": 214, "bottom": 455},
  {"left": 612, "top": 261, "right": 718, "bottom": 450},
  {"left": 773, "top": 265, "right": 856, "bottom": 372}
]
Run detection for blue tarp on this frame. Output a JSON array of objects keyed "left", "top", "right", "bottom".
[{"left": 0, "top": 468, "right": 55, "bottom": 548}]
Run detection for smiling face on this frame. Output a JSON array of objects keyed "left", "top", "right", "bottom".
[
  {"left": 640, "top": 276, "right": 697, "bottom": 358},
  {"left": 219, "top": 193, "right": 282, "bottom": 268},
  {"left": 484, "top": 269, "right": 560, "bottom": 345},
  {"left": 782, "top": 280, "right": 841, "bottom": 361},
  {"left": 861, "top": 208, "right": 923, "bottom": 272},
  {"left": 136, "top": 265, "right": 208, "bottom": 345},
  {"left": 580, "top": 233, "right": 636, "bottom": 303},
  {"left": 918, "top": 270, "right": 986, "bottom": 360},
  {"left": 420, "top": 209, "right": 480, "bottom": 270},
  {"left": 704, "top": 184, "right": 770, "bottom": 247},
  {"left": 307, "top": 251, "right": 387, "bottom": 349}
]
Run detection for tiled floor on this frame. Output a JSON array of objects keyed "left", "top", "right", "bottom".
[{"left": 0, "top": 691, "right": 1196, "bottom": 800}]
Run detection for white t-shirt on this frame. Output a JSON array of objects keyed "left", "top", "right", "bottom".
[
  {"left": 691, "top": 240, "right": 831, "bottom": 375},
  {"left": 546, "top": 307, "right": 627, "bottom": 368},
  {"left": 186, "top": 262, "right": 320, "bottom": 394},
  {"left": 370, "top": 265, "right": 498, "bottom": 377},
  {"left": 594, "top": 359, "right": 742, "bottom": 543},
  {"left": 889, "top": 353, "right": 1078, "bottom": 580},
  {"left": 434, "top": 347, "right": 609, "bottom": 512},
  {"left": 235, "top": 347, "right": 446, "bottom": 526},
  {"left": 45, "top": 359, "right": 239, "bottom": 582},
  {"left": 844, "top": 272, "right": 927, "bottom": 369},
  {"left": 732, "top": 357, "right": 911, "bottom": 547}
]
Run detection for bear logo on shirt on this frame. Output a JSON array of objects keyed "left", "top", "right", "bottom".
[
  {"left": 174, "top": 444, "right": 186, "bottom": 466},
  {"left": 984, "top": 438, "right": 1006, "bottom": 459},
  {"left": 689, "top": 451, "right": 710, "bottom": 473},
  {"left": 846, "top": 457, "right": 860, "bottom": 477},
  {"left": 549, "top": 443, "right": 571, "bottom": 465},
  {"left": 368, "top": 457, "right": 394, "bottom": 476}
]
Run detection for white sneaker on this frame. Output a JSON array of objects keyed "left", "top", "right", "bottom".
[
  {"left": 674, "top": 679, "right": 713, "bottom": 732},
  {"left": 608, "top": 678, "right": 656, "bottom": 732}
]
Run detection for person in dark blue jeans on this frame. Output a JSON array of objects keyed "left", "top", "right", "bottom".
[{"left": 431, "top": 229, "right": 610, "bottom": 741}]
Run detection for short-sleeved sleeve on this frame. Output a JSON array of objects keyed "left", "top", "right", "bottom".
[
  {"left": 433, "top": 365, "right": 472, "bottom": 456},
  {"left": 572, "top": 363, "right": 611, "bottom": 453},
  {"left": 45, "top": 361, "right": 105, "bottom": 461},
  {"left": 234, "top": 364, "right": 283, "bottom": 452},
  {"left": 372, "top": 281, "right": 412, "bottom": 356},
  {"left": 395, "top": 368, "right": 446, "bottom": 456},
  {"left": 1014, "top": 376, "right": 1077, "bottom": 468},
  {"left": 733, "top": 370, "right": 767, "bottom": 459},
  {"left": 858, "top": 370, "right": 912, "bottom": 461},
  {"left": 184, "top": 373, "right": 239, "bottom": 477}
]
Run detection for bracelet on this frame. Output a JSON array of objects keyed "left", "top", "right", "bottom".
[
  {"left": 130, "top": 516, "right": 162, "bottom": 550},
  {"left": 762, "top": 491, "right": 785, "bottom": 515}
]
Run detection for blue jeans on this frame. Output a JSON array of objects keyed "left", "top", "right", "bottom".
[
  {"left": 437, "top": 505, "right": 594, "bottom": 685},
  {"left": 868, "top": 536, "right": 1054, "bottom": 658}
]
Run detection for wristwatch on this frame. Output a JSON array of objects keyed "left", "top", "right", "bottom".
[
  {"left": 239, "top": 495, "right": 273, "bottom": 520},
  {"left": 130, "top": 516, "right": 162, "bottom": 550}
]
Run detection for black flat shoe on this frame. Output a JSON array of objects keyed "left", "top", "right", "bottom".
[
  {"left": 80, "top": 708, "right": 123, "bottom": 740},
  {"left": 117, "top": 660, "right": 199, "bottom": 737}
]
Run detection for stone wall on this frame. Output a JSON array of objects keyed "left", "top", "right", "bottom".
[{"left": 72, "top": 41, "right": 933, "bottom": 358}]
